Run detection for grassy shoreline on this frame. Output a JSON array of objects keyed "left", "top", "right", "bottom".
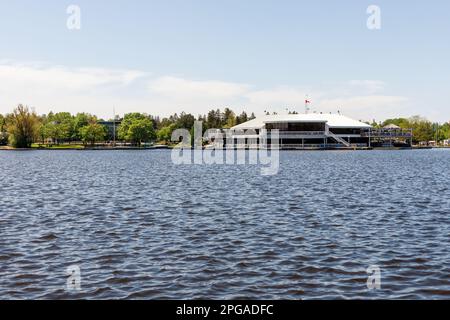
[
  {"left": 0, "top": 144, "right": 173, "bottom": 151},
  {"left": 1, "top": 145, "right": 448, "bottom": 151}
]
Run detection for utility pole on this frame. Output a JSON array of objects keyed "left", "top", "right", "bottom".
[
  {"left": 113, "top": 106, "right": 116, "bottom": 148},
  {"left": 435, "top": 123, "right": 439, "bottom": 145}
]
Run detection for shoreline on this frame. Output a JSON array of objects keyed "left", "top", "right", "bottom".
[
  {"left": 0, "top": 145, "right": 172, "bottom": 151},
  {"left": 0, "top": 146, "right": 446, "bottom": 151}
]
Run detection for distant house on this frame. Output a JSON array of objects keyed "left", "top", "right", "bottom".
[
  {"left": 443, "top": 139, "right": 450, "bottom": 146},
  {"left": 98, "top": 120, "right": 122, "bottom": 141},
  {"left": 383, "top": 123, "right": 401, "bottom": 130}
]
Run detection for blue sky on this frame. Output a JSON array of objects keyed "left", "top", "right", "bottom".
[{"left": 0, "top": 0, "right": 449, "bottom": 122}]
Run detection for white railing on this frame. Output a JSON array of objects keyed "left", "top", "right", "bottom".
[
  {"left": 361, "top": 129, "right": 413, "bottom": 138},
  {"left": 231, "top": 130, "right": 325, "bottom": 137},
  {"left": 226, "top": 143, "right": 366, "bottom": 149},
  {"left": 280, "top": 144, "right": 363, "bottom": 149},
  {"left": 277, "top": 131, "right": 325, "bottom": 136}
]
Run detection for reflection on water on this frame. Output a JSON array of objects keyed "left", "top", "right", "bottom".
[{"left": 0, "top": 149, "right": 449, "bottom": 299}]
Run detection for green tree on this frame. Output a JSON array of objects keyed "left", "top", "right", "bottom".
[
  {"left": 175, "top": 112, "right": 196, "bottom": 130},
  {"left": 369, "top": 120, "right": 381, "bottom": 128},
  {"left": 54, "top": 112, "right": 74, "bottom": 142},
  {"left": 409, "top": 116, "right": 433, "bottom": 143},
  {"left": 6, "top": 105, "right": 40, "bottom": 148},
  {"left": 157, "top": 124, "right": 176, "bottom": 143},
  {"left": 159, "top": 117, "right": 175, "bottom": 129},
  {"left": 42, "top": 121, "right": 58, "bottom": 144},
  {"left": 223, "top": 108, "right": 236, "bottom": 128},
  {"left": 0, "top": 114, "right": 8, "bottom": 145},
  {"left": 79, "top": 121, "right": 107, "bottom": 146},
  {"left": 382, "top": 118, "right": 411, "bottom": 129},
  {"left": 42, "top": 112, "right": 74, "bottom": 144},
  {"left": 118, "top": 113, "right": 156, "bottom": 146},
  {"left": 439, "top": 122, "right": 450, "bottom": 140},
  {"left": 118, "top": 113, "right": 146, "bottom": 139},
  {"left": 36, "top": 114, "right": 48, "bottom": 145},
  {"left": 206, "top": 109, "right": 223, "bottom": 129},
  {"left": 236, "top": 112, "right": 248, "bottom": 125},
  {"left": 128, "top": 119, "right": 155, "bottom": 146},
  {"left": 72, "top": 113, "right": 92, "bottom": 141}
]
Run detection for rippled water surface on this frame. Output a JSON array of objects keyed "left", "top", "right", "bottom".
[{"left": 0, "top": 149, "right": 449, "bottom": 299}]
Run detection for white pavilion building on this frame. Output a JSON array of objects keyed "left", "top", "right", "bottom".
[{"left": 228, "top": 113, "right": 412, "bottom": 149}]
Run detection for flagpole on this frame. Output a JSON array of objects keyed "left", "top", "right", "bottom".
[
  {"left": 305, "top": 95, "right": 310, "bottom": 114},
  {"left": 305, "top": 96, "right": 307, "bottom": 114}
]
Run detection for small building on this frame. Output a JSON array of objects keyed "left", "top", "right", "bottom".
[
  {"left": 229, "top": 113, "right": 413, "bottom": 149},
  {"left": 383, "top": 123, "right": 401, "bottom": 130},
  {"left": 98, "top": 120, "right": 122, "bottom": 141}
]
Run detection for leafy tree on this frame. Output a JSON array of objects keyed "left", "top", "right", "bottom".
[
  {"left": 223, "top": 108, "right": 236, "bottom": 128},
  {"left": 0, "top": 114, "right": 4, "bottom": 130},
  {"left": 6, "top": 105, "right": 40, "bottom": 148},
  {"left": 206, "top": 109, "right": 223, "bottom": 129},
  {"left": 118, "top": 113, "right": 155, "bottom": 146},
  {"left": 118, "top": 113, "right": 146, "bottom": 139},
  {"left": 79, "top": 121, "right": 107, "bottom": 146},
  {"left": 0, "top": 114, "right": 8, "bottom": 145},
  {"left": 439, "top": 122, "right": 450, "bottom": 140},
  {"left": 72, "top": 113, "right": 92, "bottom": 141},
  {"left": 41, "top": 112, "right": 74, "bottom": 144},
  {"left": 54, "top": 112, "right": 74, "bottom": 142},
  {"left": 382, "top": 118, "right": 411, "bottom": 129},
  {"left": 236, "top": 112, "right": 248, "bottom": 125},
  {"left": 175, "top": 112, "right": 196, "bottom": 130},
  {"left": 36, "top": 114, "right": 48, "bottom": 145},
  {"left": 370, "top": 120, "right": 381, "bottom": 128},
  {"left": 157, "top": 124, "right": 176, "bottom": 143},
  {"left": 128, "top": 119, "right": 155, "bottom": 146},
  {"left": 409, "top": 116, "right": 434, "bottom": 143},
  {"left": 42, "top": 121, "right": 58, "bottom": 144},
  {"left": 159, "top": 117, "right": 174, "bottom": 129}
]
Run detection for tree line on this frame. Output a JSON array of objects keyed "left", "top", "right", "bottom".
[
  {"left": 1, "top": 105, "right": 449, "bottom": 148},
  {"left": 0, "top": 105, "right": 256, "bottom": 148},
  {"left": 373, "top": 116, "right": 450, "bottom": 144}
]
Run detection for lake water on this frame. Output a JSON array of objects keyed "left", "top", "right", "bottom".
[{"left": 0, "top": 149, "right": 449, "bottom": 299}]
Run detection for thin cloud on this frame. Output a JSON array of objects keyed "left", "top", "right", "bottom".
[
  {"left": 347, "top": 80, "right": 386, "bottom": 95},
  {"left": 148, "top": 76, "right": 251, "bottom": 100},
  {"left": 0, "top": 61, "right": 410, "bottom": 121},
  {"left": 0, "top": 62, "right": 146, "bottom": 92},
  {"left": 315, "top": 96, "right": 409, "bottom": 120}
]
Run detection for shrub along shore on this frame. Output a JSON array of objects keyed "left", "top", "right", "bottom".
[{"left": 0, "top": 104, "right": 449, "bottom": 149}]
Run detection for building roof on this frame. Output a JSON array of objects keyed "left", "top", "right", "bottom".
[
  {"left": 383, "top": 123, "right": 401, "bottom": 129},
  {"left": 231, "top": 113, "right": 372, "bottom": 130}
]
